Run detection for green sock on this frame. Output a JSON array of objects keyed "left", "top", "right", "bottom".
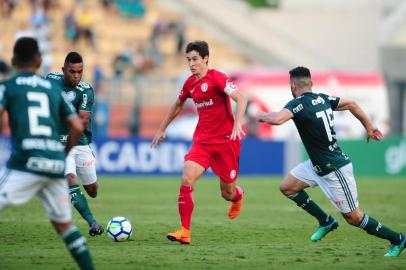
[
  {"left": 61, "top": 225, "right": 94, "bottom": 270},
  {"left": 288, "top": 190, "right": 330, "bottom": 226},
  {"left": 70, "top": 185, "right": 96, "bottom": 226},
  {"left": 358, "top": 214, "right": 401, "bottom": 245}
]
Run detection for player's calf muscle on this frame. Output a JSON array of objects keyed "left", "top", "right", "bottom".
[{"left": 84, "top": 185, "right": 98, "bottom": 198}]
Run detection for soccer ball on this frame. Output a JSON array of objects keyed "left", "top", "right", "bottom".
[{"left": 106, "top": 217, "right": 132, "bottom": 242}]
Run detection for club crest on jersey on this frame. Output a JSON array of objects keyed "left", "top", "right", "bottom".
[
  {"left": 230, "top": 170, "right": 237, "bottom": 179},
  {"left": 66, "top": 91, "right": 76, "bottom": 102},
  {"left": 201, "top": 83, "right": 208, "bottom": 92}
]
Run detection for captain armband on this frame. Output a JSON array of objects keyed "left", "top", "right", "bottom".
[{"left": 224, "top": 79, "right": 237, "bottom": 96}]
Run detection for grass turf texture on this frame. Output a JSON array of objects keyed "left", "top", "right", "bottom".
[{"left": 0, "top": 177, "right": 405, "bottom": 270}]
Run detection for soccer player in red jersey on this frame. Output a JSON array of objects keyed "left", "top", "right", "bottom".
[{"left": 151, "top": 40, "right": 247, "bottom": 244}]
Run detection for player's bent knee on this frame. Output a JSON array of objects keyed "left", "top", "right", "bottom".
[
  {"left": 181, "top": 176, "right": 196, "bottom": 187},
  {"left": 52, "top": 221, "right": 73, "bottom": 235},
  {"left": 66, "top": 173, "right": 78, "bottom": 185},
  {"left": 342, "top": 212, "right": 363, "bottom": 226},
  {"left": 279, "top": 183, "right": 294, "bottom": 196}
]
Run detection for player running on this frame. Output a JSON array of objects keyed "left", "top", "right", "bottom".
[
  {"left": 47, "top": 52, "right": 103, "bottom": 236},
  {"left": 151, "top": 40, "right": 247, "bottom": 244},
  {"left": 257, "top": 66, "right": 405, "bottom": 257},
  {"left": 0, "top": 37, "right": 94, "bottom": 269}
]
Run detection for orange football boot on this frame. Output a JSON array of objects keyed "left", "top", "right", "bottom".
[
  {"left": 166, "top": 227, "right": 191, "bottom": 244},
  {"left": 228, "top": 192, "right": 244, "bottom": 219}
]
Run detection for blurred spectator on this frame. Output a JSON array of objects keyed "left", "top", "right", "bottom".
[
  {"left": 94, "top": 97, "right": 109, "bottom": 137},
  {"left": 93, "top": 64, "right": 105, "bottom": 93},
  {"left": 27, "top": 2, "right": 53, "bottom": 75},
  {"left": 175, "top": 19, "right": 186, "bottom": 55},
  {"left": 78, "top": 7, "right": 95, "bottom": 47},
  {"left": 115, "top": 0, "right": 145, "bottom": 18},
  {"left": 128, "top": 105, "right": 141, "bottom": 136},
  {"left": 42, "top": 0, "right": 53, "bottom": 14},
  {"left": 113, "top": 48, "right": 132, "bottom": 78},
  {"left": 150, "top": 20, "right": 167, "bottom": 67},
  {"left": 112, "top": 55, "right": 126, "bottom": 78},
  {"left": 15, "top": 22, "right": 35, "bottom": 40},
  {"left": 100, "top": 0, "right": 113, "bottom": 10},
  {"left": 0, "top": 44, "right": 11, "bottom": 79},
  {"left": 37, "top": 35, "right": 53, "bottom": 75},
  {"left": 29, "top": 2, "right": 49, "bottom": 29},
  {"left": 133, "top": 43, "right": 155, "bottom": 75},
  {"left": 64, "top": 8, "right": 79, "bottom": 43},
  {"left": 0, "top": 0, "right": 16, "bottom": 17},
  {"left": 150, "top": 17, "right": 187, "bottom": 62},
  {"left": 100, "top": 0, "right": 118, "bottom": 15},
  {"left": 0, "top": 60, "right": 10, "bottom": 79}
]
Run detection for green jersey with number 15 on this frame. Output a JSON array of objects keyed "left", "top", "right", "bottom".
[
  {"left": 284, "top": 92, "right": 351, "bottom": 176},
  {"left": 0, "top": 72, "right": 77, "bottom": 177}
]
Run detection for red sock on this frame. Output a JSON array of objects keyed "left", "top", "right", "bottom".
[
  {"left": 178, "top": 185, "right": 194, "bottom": 230},
  {"left": 232, "top": 185, "right": 243, "bottom": 202}
]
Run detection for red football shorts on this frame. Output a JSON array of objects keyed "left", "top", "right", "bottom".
[{"left": 184, "top": 140, "right": 241, "bottom": 183}]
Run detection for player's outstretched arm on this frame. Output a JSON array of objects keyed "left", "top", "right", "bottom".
[
  {"left": 151, "top": 98, "right": 185, "bottom": 148},
  {"left": 335, "top": 98, "right": 383, "bottom": 142},
  {"left": 229, "top": 90, "right": 247, "bottom": 140},
  {"left": 256, "top": 109, "right": 293, "bottom": 125},
  {"left": 65, "top": 115, "right": 84, "bottom": 154}
]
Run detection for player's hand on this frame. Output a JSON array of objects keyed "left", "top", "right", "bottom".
[
  {"left": 256, "top": 111, "right": 268, "bottom": 123},
  {"left": 230, "top": 121, "right": 245, "bottom": 140},
  {"left": 366, "top": 127, "right": 383, "bottom": 143},
  {"left": 151, "top": 129, "right": 166, "bottom": 148}
]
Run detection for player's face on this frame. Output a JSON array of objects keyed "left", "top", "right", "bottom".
[
  {"left": 186, "top": 50, "right": 208, "bottom": 77},
  {"left": 62, "top": 62, "right": 83, "bottom": 87}
]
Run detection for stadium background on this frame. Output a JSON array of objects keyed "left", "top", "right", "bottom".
[
  {"left": 0, "top": 1, "right": 406, "bottom": 269},
  {"left": 0, "top": 0, "right": 405, "bottom": 177}
]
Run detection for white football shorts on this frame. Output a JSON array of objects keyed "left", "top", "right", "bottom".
[
  {"left": 65, "top": 145, "right": 97, "bottom": 186},
  {"left": 290, "top": 159, "right": 359, "bottom": 213},
  {"left": 0, "top": 168, "right": 72, "bottom": 223}
]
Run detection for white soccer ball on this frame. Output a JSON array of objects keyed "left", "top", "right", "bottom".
[{"left": 106, "top": 217, "right": 132, "bottom": 242}]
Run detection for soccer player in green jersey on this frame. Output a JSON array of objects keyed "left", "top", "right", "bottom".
[
  {"left": 47, "top": 52, "right": 104, "bottom": 237},
  {"left": 0, "top": 37, "right": 94, "bottom": 269},
  {"left": 257, "top": 66, "right": 405, "bottom": 257}
]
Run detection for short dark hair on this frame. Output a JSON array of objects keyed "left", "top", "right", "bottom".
[
  {"left": 13, "top": 37, "right": 40, "bottom": 68},
  {"left": 64, "top": 51, "right": 83, "bottom": 65},
  {"left": 186, "top": 40, "right": 209, "bottom": 58},
  {"left": 289, "top": 66, "right": 311, "bottom": 79}
]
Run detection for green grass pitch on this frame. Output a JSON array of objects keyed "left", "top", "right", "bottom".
[{"left": 0, "top": 176, "right": 405, "bottom": 269}]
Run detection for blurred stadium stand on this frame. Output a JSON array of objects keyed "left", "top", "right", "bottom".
[
  {"left": 1, "top": 0, "right": 406, "bottom": 177},
  {"left": 1, "top": 0, "right": 406, "bottom": 137}
]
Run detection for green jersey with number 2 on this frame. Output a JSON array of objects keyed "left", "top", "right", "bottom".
[{"left": 0, "top": 72, "right": 77, "bottom": 177}]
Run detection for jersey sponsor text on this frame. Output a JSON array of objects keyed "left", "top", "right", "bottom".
[{"left": 195, "top": 99, "right": 214, "bottom": 108}]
